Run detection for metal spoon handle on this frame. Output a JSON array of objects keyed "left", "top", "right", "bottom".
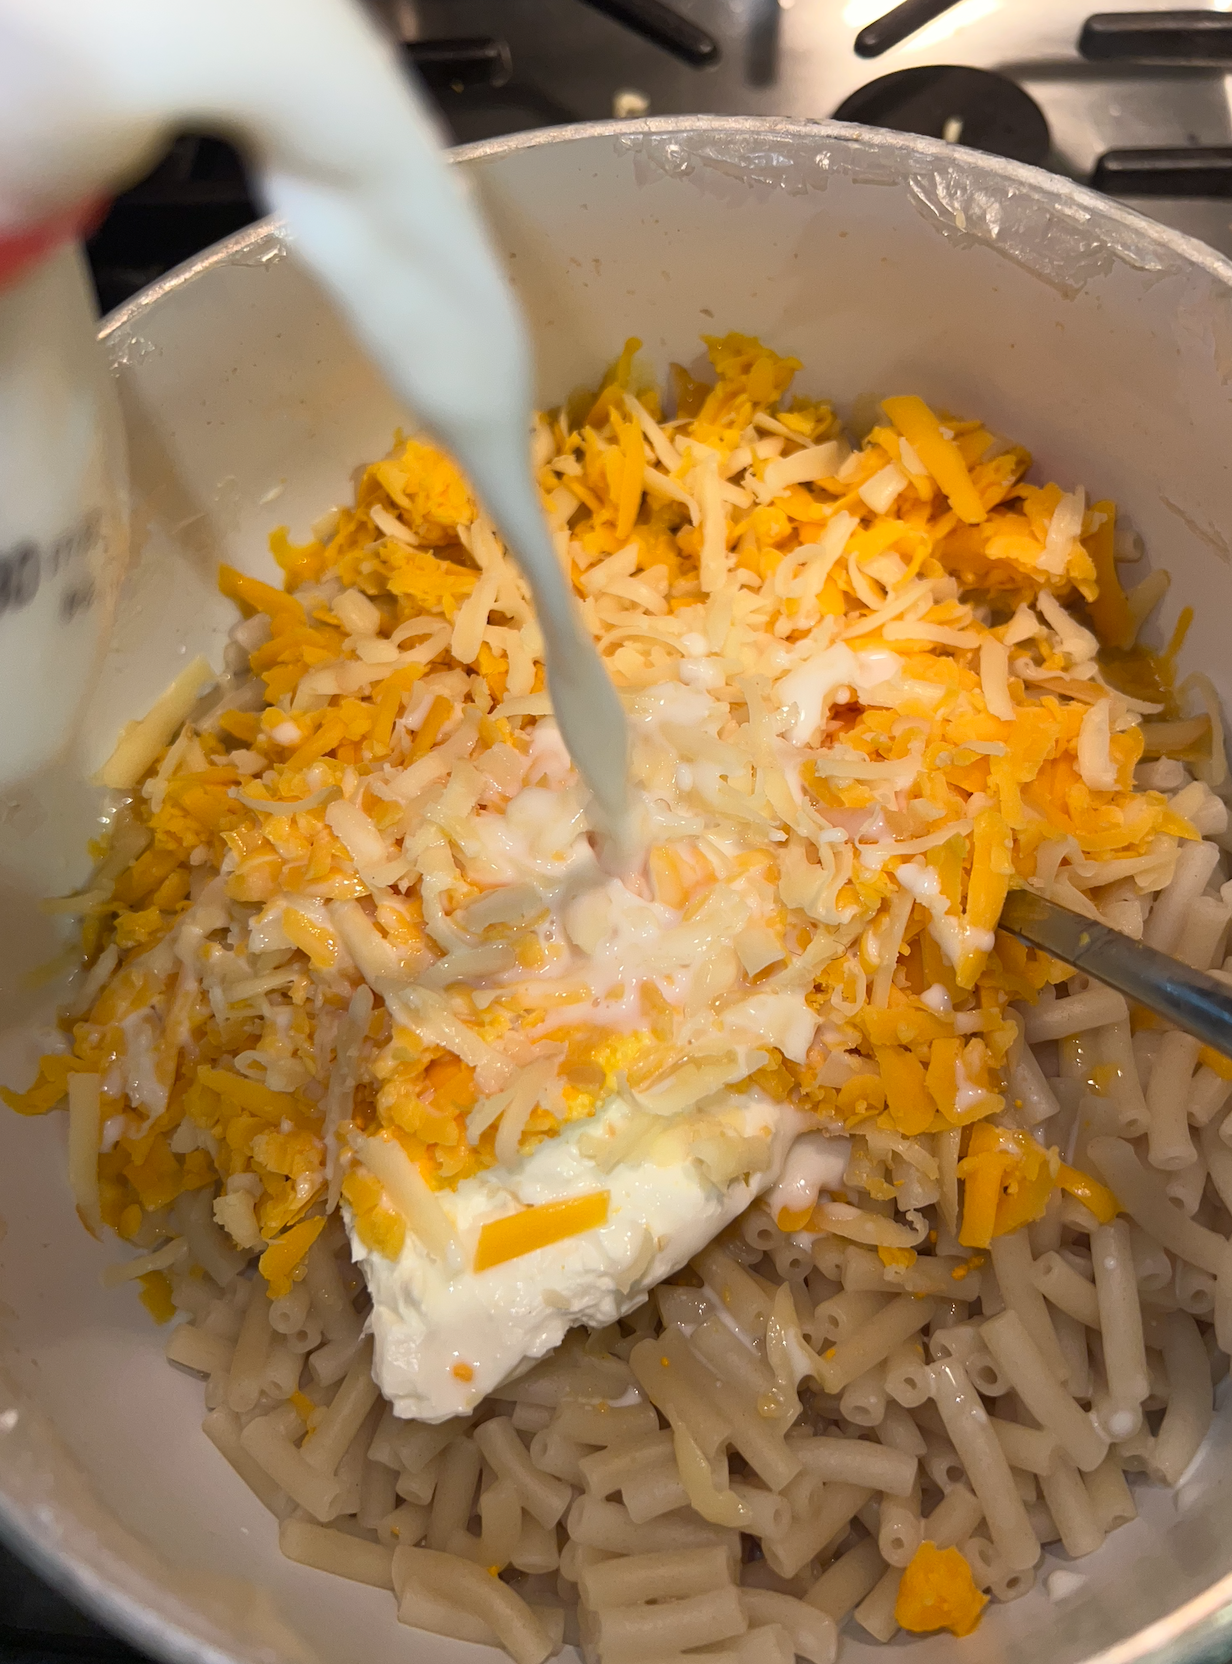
[{"left": 999, "top": 890, "right": 1232, "bottom": 1061}]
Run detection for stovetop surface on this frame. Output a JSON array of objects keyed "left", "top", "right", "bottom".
[
  {"left": 20, "top": 0, "right": 1232, "bottom": 1656},
  {"left": 408, "top": 0, "right": 1232, "bottom": 255}
]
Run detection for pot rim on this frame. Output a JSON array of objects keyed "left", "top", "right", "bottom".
[
  {"left": 15, "top": 111, "right": 1232, "bottom": 1664},
  {"left": 100, "top": 113, "right": 1232, "bottom": 349}
]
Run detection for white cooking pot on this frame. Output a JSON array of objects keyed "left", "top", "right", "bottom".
[{"left": 1, "top": 116, "right": 1231, "bottom": 1664}]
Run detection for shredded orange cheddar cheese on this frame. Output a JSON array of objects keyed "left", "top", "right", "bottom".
[
  {"left": 137, "top": 1270, "right": 176, "bottom": 1325},
  {"left": 259, "top": 1216, "right": 328, "bottom": 1299},
  {"left": 3, "top": 330, "right": 1198, "bottom": 1306},
  {"left": 473, "top": 1192, "right": 610, "bottom": 1273},
  {"left": 958, "top": 1124, "right": 1117, "bottom": 1248}
]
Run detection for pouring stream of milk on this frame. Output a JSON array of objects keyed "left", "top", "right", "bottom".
[{"left": 0, "top": 0, "right": 631, "bottom": 845}]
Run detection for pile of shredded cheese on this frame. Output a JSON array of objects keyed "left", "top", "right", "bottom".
[{"left": 6, "top": 331, "right": 1217, "bottom": 1313}]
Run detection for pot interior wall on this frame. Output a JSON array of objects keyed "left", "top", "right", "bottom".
[{"left": 2, "top": 119, "right": 1231, "bottom": 1664}]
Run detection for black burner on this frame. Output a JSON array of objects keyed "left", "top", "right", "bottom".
[{"left": 833, "top": 65, "right": 1051, "bottom": 168}]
